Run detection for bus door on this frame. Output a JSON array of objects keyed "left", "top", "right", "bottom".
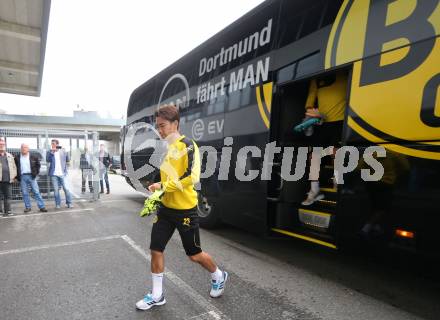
[{"left": 268, "top": 69, "right": 350, "bottom": 249}]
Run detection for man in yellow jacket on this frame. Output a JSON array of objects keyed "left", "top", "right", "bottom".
[{"left": 136, "top": 104, "right": 228, "bottom": 311}]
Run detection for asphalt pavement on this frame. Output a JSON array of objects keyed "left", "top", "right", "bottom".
[{"left": 1, "top": 171, "right": 439, "bottom": 320}]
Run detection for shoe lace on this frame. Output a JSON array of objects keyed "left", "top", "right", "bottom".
[
  {"left": 143, "top": 293, "right": 153, "bottom": 302},
  {"left": 211, "top": 278, "right": 224, "bottom": 290},
  {"left": 211, "top": 282, "right": 220, "bottom": 290}
]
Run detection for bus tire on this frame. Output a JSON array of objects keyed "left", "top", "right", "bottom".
[{"left": 197, "top": 194, "right": 222, "bottom": 229}]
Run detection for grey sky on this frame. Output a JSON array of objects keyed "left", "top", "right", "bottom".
[{"left": 0, "top": 0, "right": 264, "bottom": 118}]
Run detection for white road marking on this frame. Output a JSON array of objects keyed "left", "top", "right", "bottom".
[
  {"left": 99, "top": 199, "right": 137, "bottom": 204},
  {"left": 0, "top": 235, "right": 121, "bottom": 256},
  {"left": 186, "top": 311, "right": 223, "bottom": 320},
  {"left": 0, "top": 208, "right": 94, "bottom": 219},
  {"left": 0, "top": 232, "right": 228, "bottom": 319},
  {"left": 120, "top": 235, "right": 229, "bottom": 320}
]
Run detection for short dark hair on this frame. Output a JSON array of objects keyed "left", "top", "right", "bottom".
[
  {"left": 51, "top": 139, "right": 59, "bottom": 145},
  {"left": 154, "top": 104, "right": 179, "bottom": 124}
]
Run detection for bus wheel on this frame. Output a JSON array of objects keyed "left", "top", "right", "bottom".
[{"left": 197, "top": 193, "right": 221, "bottom": 229}]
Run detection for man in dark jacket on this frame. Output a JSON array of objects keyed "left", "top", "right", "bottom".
[
  {"left": 80, "top": 147, "right": 94, "bottom": 193},
  {"left": 15, "top": 144, "right": 47, "bottom": 213},
  {"left": 0, "top": 137, "right": 17, "bottom": 216}
]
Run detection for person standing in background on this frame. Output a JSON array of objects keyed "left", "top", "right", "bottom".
[
  {"left": 46, "top": 139, "right": 73, "bottom": 209},
  {"left": 98, "top": 144, "right": 111, "bottom": 194},
  {"left": 80, "top": 147, "right": 94, "bottom": 194},
  {"left": 15, "top": 143, "right": 48, "bottom": 213},
  {"left": 0, "top": 138, "right": 17, "bottom": 216}
]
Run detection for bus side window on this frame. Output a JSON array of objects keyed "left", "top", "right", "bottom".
[
  {"left": 228, "top": 89, "right": 241, "bottom": 111},
  {"left": 277, "top": 63, "right": 297, "bottom": 84},
  {"left": 278, "top": 11, "right": 304, "bottom": 48},
  {"left": 320, "top": 0, "right": 344, "bottom": 27},
  {"left": 298, "top": 1, "right": 326, "bottom": 39},
  {"left": 240, "top": 87, "right": 251, "bottom": 107},
  {"left": 277, "top": 0, "right": 344, "bottom": 49},
  {"left": 296, "top": 52, "right": 321, "bottom": 80}
]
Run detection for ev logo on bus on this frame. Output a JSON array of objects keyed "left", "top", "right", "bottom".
[
  {"left": 326, "top": 0, "right": 440, "bottom": 160},
  {"left": 192, "top": 119, "right": 205, "bottom": 141}
]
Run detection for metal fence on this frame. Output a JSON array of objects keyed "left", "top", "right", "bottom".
[{"left": 0, "top": 128, "right": 100, "bottom": 203}]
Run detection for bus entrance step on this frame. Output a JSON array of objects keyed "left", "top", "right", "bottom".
[
  {"left": 300, "top": 196, "right": 337, "bottom": 211},
  {"left": 317, "top": 198, "right": 337, "bottom": 206},
  {"left": 320, "top": 186, "right": 337, "bottom": 193},
  {"left": 318, "top": 187, "right": 338, "bottom": 201},
  {"left": 270, "top": 227, "right": 337, "bottom": 249},
  {"left": 298, "top": 208, "right": 333, "bottom": 231}
]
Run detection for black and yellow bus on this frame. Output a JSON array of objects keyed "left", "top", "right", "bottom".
[{"left": 122, "top": 0, "right": 440, "bottom": 255}]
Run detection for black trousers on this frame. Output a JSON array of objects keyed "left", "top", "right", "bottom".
[
  {"left": 81, "top": 169, "right": 94, "bottom": 192},
  {"left": 0, "top": 182, "right": 12, "bottom": 212}
]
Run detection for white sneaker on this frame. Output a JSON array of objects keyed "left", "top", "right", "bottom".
[
  {"left": 135, "top": 293, "right": 166, "bottom": 310},
  {"left": 301, "top": 191, "right": 324, "bottom": 206},
  {"left": 210, "top": 271, "right": 228, "bottom": 298}
]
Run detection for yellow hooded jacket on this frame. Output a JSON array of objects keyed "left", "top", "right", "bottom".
[{"left": 160, "top": 135, "right": 200, "bottom": 210}]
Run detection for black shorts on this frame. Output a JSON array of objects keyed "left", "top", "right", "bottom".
[
  {"left": 310, "top": 120, "right": 344, "bottom": 147},
  {"left": 149, "top": 205, "right": 202, "bottom": 256}
]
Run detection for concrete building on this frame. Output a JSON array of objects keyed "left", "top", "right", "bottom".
[
  {"left": 0, "top": 0, "right": 51, "bottom": 96},
  {"left": 0, "top": 110, "right": 124, "bottom": 155}
]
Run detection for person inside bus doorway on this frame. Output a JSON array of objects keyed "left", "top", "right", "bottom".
[
  {"left": 302, "top": 71, "right": 347, "bottom": 206},
  {"left": 136, "top": 104, "right": 228, "bottom": 311}
]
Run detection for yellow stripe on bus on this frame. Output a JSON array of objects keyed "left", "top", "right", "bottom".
[
  {"left": 256, "top": 85, "right": 270, "bottom": 128},
  {"left": 318, "top": 199, "right": 337, "bottom": 205},
  {"left": 348, "top": 116, "right": 440, "bottom": 160},
  {"left": 299, "top": 208, "right": 332, "bottom": 218},
  {"left": 271, "top": 228, "right": 337, "bottom": 249},
  {"left": 262, "top": 82, "right": 273, "bottom": 113},
  {"left": 325, "top": 0, "right": 351, "bottom": 69}
]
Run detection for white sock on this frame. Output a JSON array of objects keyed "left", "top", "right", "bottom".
[
  {"left": 311, "top": 181, "right": 319, "bottom": 194},
  {"left": 211, "top": 267, "right": 223, "bottom": 282},
  {"left": 151, "top": 272, "right": 163, "bottom": 301}
]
